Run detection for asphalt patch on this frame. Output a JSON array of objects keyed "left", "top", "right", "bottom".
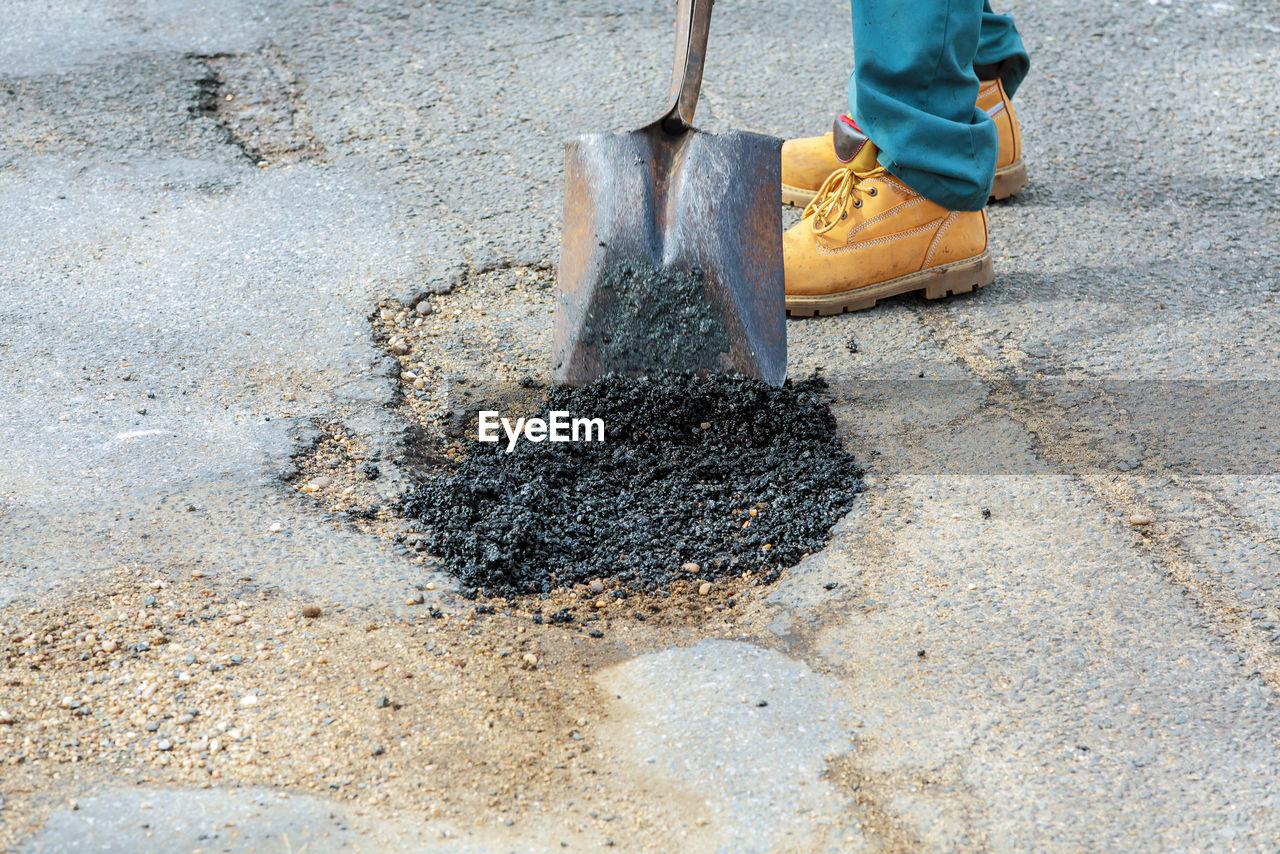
[
  {"left": 575, "top": 259, "right": 730, "bottom": 374},
  {"left": 401, "top": 373, "right": 863, "bottom": 597}
]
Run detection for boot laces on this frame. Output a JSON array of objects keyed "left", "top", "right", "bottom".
[{"left": 804, "top": 165, "right": 882, "bottom": 235}]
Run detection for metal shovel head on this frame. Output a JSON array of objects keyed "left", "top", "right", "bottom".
[{"left": 552, "top": 122, "right": 785, "bottom": 386}]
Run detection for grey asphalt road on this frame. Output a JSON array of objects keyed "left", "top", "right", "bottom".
[{"left": 4, "top": 0, "right": 1280, "bottom": 850}]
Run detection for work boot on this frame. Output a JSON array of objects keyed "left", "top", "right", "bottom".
[
  {"left": 977, "top": 76, "right": 1027, "bottom": 200},
  {"left": 780, "top": 115, "right": 858, "bottom": 208},
  {"left": 780, "top": 75, "right": 1027, "bottom": 207},
  {"left": 783, "top": 130, "right": 993, "bottom": 316}
]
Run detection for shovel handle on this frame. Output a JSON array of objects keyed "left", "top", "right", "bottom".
[{"left": 661, "top": 0, "right": 713, "bottom": 134}]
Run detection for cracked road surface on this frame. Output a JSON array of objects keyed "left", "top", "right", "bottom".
[{"left": 3, "top": 0, "right": 1280, "bottom": 850}]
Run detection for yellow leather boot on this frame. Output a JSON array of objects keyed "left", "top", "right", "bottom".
[
  {"left": 977, "top": 77, "right": 1026, "bottom": 200},
  {"left": 784, "top": 136, "right": 993, "bottom": 316},
  {"left": 781, "top": 115, "right": 858, "bottom": 208},
  {"left": 781, "top": 78, "right": 1027, "bottom": 207}
]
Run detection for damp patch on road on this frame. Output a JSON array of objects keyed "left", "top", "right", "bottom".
[{"left": 401, "top": 372, "right": 863, "bottom": 597}]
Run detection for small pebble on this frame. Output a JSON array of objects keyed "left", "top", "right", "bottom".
[
  {"left": 301, "top": 604, "right": 322, "bottom": 618},
  {"left": 588, "top": 580, "right": 604, "bottom": 595},
  {"left": 268, "top": 523, "right": 283, "bottom": 534},
  {"left": 1129, "top": 512, "right": 1154, "bottom": 527},
  {"left": 240, "top": 694, "right": 259, "bottom": 707},
  {"left": 698, "top": 582, "right": 712, "bottom": 595},
  {"left": 370, "top": 660, "right": 389, "bottom": 672},
  {"left": 681, "top": 562, "right": 701, "bottom": 574},
  {"left": 415, "top": 301, "right": 432, "bottom": 316},
  {"left": 227, "top": 614, "right": 246, "bottom": 625}
]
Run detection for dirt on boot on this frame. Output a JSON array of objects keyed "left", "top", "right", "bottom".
[{"left": 401, "top": 372, "right": 863, "bottom": 597}]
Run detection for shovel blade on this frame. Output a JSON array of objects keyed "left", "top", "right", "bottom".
[{"left": 553, "top": 125, "right": 785, "bottom": 386}]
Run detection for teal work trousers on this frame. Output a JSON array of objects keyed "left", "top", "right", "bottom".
[{"left": 850, "top": 1, "right": 1030, "bottom": 210}]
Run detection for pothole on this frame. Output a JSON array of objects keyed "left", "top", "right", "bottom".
[
  {"left": 188, "top": 49, "right": 323, "bottom": 167},
  {"left": 290, "top": 262, "right": 863, "bottom": 620},
  {"left": 291, "top": 421, "right": 385, "bottom": 517},
  {"left": 377, "top": 261, "right": 554, "bottom": 439}
]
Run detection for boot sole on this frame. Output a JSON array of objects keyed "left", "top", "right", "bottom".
[
  {"left": 785, "top": 251, "right": 994, "bottom": 317},
  {"left": 990, "top": 158, "right": 1027, "bottom": 201},
  {"left": 782, "top": 159, "right": 1028, "bottom": 208}
]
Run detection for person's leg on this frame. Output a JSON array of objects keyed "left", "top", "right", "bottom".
[
  {"left": 782, "top": 1, "right": 1030, "bottom": 208},
  {"left": 849, "top": 0, "right": 993, "bottom": 211},
  {"left": 782, "top": 0, "right": 1037, "bottom": 314},
  {"left": 975, "top": 1, "right": 1030, "bottom": 97}
]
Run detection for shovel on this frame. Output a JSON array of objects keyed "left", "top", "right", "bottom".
[{"left": 552, "top": 0, "right": 786, "bottom": 387}]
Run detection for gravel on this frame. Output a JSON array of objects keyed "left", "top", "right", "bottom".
[{"left": 0, "top": 565, "right": 752, "bottom": 851}]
